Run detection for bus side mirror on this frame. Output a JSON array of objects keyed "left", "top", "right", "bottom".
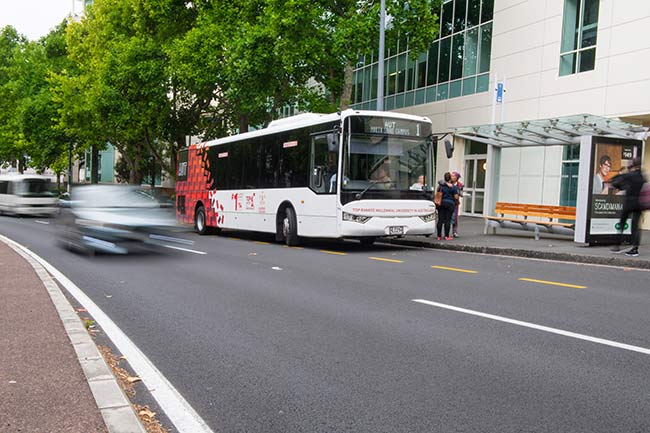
[{"left": 444, "top": 139, "right": 454, "bottom": 159}]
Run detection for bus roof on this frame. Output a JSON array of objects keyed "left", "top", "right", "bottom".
[{"left": 192, "top": 109, "right": 432, "bottom": 149}]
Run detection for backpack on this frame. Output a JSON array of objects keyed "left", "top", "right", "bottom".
[{"left": 640, "top": 181, "right": 650, "bottom": 210}]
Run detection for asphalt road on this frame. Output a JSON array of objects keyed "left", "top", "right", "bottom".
[{"left": 2, "top": 214, "right": 649, "bottom": 433}]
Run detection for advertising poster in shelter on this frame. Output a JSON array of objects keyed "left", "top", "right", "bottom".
[{"left": 586, "top": 136, "right": 642, "bottom": 244}]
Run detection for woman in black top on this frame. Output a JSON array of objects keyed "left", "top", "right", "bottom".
[{"left": 436, "top": 172, "right": 459, "bottom": 240}]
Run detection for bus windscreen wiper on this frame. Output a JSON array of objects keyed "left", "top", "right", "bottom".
[{"left": 355, "top": 181, "right": 391, "bottom": 200}]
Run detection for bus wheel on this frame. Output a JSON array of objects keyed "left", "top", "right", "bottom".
[
  {"left": 360, "top": 237, "right": 376, "bottom": 246},
  {"left": 195, "top": 205, "right": 208, "bottom": 235},
  {"left": 282, "top": 207, "right": 300, "bottom": 246}
]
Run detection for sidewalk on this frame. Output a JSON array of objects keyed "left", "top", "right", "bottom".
[
  {"left": 390, "top": 215, "right": 650, "bottom": 269},
  {"left": 0, "top": 239, "right": 145, "bottom": 433}
]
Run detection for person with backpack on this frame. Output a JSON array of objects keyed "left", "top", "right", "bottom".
[
  {"left": 609, "top": 157, "right": 645, "bottom": 257},
  {"left": 435, "top": 172, "right": 459, "bottom": 241}
]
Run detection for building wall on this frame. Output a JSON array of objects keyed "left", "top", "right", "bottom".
[{"left": 395, "top": 0, "right": 650, "bottom": 228}]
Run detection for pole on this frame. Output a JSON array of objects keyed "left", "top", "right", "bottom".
[
  {"left": 67, "top": 143, "right": 73, "bottom": 194},
  {"left": 376, "top": 0, "right": 385, "bottom": 111}
]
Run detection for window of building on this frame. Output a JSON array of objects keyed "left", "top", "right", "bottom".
[
  {"left": 351, "top": 0, "right": 494, "bottom": 110},
  {"left": 560, "top": 144, "right": 580, "bottom": 206},
  {"left": 560, "top": 0, "right": 599, "bottom": 76}
]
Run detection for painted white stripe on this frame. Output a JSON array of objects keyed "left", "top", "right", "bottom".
[
  {"left": 161, "top": 244, "right": 207, "bottom": 255},
  {"left": 0, "top": 235, "right": 215, "bottom": 433},
  {"left": 412, "top": 298, "right": 650, "bottom": 356},
  {"left": 34, "top": 220, "right": 50, "bottom": 225}
]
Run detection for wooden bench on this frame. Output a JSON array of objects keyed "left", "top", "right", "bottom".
[{"left": 484, "top": 202, "right": 576, "bottom": 240}]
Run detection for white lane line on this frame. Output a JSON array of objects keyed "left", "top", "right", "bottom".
[
  {"left": 412, "top": 298, "right": 650, "bottom": 356},
  {"left": 1, "top": 236, "right": 215, "bottom": 433},
  {"left": 162, "top": 244, "right": 207, "bottom": 255},
  {"left": 35, "top": 220, "right": 50, "bottom": 225}
]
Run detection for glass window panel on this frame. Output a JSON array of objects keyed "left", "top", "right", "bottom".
[
  {"left": 462, "top": 76, "right": 476, "bottom": 96},
  {"left": 442, "top": 1, "right": 454, "bottom": 37},
  {"left": 438, "top": 37, "right": 451, "bottom": 83},
  {"left": 385, "top": 96, "right": 395, "bottom": 110},
  {"left": 559, "top": 52, "right": 576, "bottom": 76},
  {"left": 437, "top": 83, "right": 449, "bottom": 100},
  {"left": 427, "top": 41, "right": 439, "bottom": 86},
  {"left": 415, "top": 88, "right": 426, "bottom": 105},
  {"left": 476, "top": 73, "right": 489, "bottom": 92},
  {"left": 363, "top": 65, "right": 372, "bottom": 102},
  {"left": 581, "top": 24, "right": 598, "bottom": 48},
  {"left": 467, "top": 0, "right": 481, "bottom": 28},
  {"left": 478, "top": 23, "right": 492, "bottom": 73},
  {"left": 371, "top": 64, "right": 378, "bottom": 99},
  {"left": 578, "top": 47, "right": 596, "bottom": 72},
  {"left": 450, "top": 80, "right": 462, "bottom": 98},
  {"left": 560, "top": 0, "right": 580, "bottom": 52},
  {"left": 394, "top": 93, "right": 405, "bottom": 109},
  {"left": 404, "top": 91, "right": 415, "bottom": 107},
  {"left": 451, "top": 34, "right": 464, "bottom": 80},
  {"left": 387, "top": 57, "right": 397, "bottom": 95},
  {"left": 481, "top": 0, "right": 494, "bottom": 23},
  {"left": 582, "top": 0, "right": 599, "bottom": 26},
  {"left": 463, "top": 27, "right": 479, "bottom": 77},
  {"left": 417, "top": 52, "right": 427, "bottom": 88},
  {"left": 426, "top": 85, "right": 437, "bottom": 102},
  {"left": 406, "top": 57, "right": 416, "bottom": 91},
  {"left": 397, "top": 54, "right": 406, "bottom": 93},
  {"left": 454, "top": 0, "right": 467, "bottom": 32}
]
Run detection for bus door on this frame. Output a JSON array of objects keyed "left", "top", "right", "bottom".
[{"left": 310, "top": 133, "right": 338, "bottom": 194}]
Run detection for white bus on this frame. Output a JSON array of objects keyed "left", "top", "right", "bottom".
[
  {"left": 175, "top": 110, "right": 437, "bottom": 245},
  {"left": 0, "top": 174, "right": 59, "bottom": 216}
]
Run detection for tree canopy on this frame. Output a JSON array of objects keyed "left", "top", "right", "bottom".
[{"left": 0, "top": 0, "right": 440, "bottom": 181}]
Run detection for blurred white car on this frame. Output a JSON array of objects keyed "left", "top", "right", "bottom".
[{"left": 57, "top": 184, "right": 191, "bottom": 254}]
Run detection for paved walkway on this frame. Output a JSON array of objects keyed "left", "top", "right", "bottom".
[
  {"left": 391, "top": 215, "right": 650, "bottom": 269},
  {"left": 0, "top": 238, "right": 145, "bottom": 433}
]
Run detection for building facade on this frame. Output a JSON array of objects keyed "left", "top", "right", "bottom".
[{"left": 352, "top": 0, "right": 650, "bottom": 229}]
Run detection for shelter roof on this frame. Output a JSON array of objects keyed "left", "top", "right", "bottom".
[{"left": 454, "top": 114, "right": 649, "bottom": 148}]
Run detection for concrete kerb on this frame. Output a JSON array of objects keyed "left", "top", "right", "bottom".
[
  {"left": 0, "top": 235, "right": 147, "bottom": 433},
  {"left": 386, "top": 238, "right": 650, "bottom": 270}
]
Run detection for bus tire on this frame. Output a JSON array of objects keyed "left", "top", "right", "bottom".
[
  {"left": 195, "top": 205, "right": 209, "bottom": 235},
  {"left": 282, "top": 207, "right": 300, "bottom": 246}
]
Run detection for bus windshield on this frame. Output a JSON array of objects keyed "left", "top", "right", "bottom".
[{"left": 342, "top": 133, "right": 432, "bottom": 195}]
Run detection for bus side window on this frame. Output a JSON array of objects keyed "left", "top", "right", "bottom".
[{"left": 0, "top": 181, "right": 8, "bottom": 194}]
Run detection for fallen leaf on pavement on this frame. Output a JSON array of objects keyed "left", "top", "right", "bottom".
[{"left": 127, "top": 376, "right": 142, "bottom": 384}]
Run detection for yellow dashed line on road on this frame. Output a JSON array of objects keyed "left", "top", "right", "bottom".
[
  {"left": 431, "top": 265, "right": 477, "bottom": 274},
  {"left": 519, "top": 278, "right": 586, "bottom": 289},
  {"left": 369, "top": 257, "right": 404, "bottom": 263},
  {"left": 253, "top": 241, "right": 271, "bottom": 245},
  {"left": 320, "top": 250, "right": 347, "bottom": 256},
  {"left": 283, "top": 245, "right": 304, "bottom": 250}
]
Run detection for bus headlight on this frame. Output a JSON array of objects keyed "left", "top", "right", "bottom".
[
  {"left": 419, "top": 212, "right": 436, "bottom": 223},
  {"left": 342, "top": 212, "right": 371, "bottom": 224}
]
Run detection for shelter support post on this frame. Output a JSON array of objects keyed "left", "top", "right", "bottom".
[{"left": 483, "top": 144, "right": 501, "bottom": 217}]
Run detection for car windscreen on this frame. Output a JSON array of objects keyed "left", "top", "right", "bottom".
[{"left": 13, "top": 179, "right": 56, "bottom": 197}]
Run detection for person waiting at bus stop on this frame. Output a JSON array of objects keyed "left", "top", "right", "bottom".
[
  {"left": 609, "top": 157, "right": 645, "bottom": 257},
  {"left": 435, "top": 172, "right": 459, "bottom": 241}
]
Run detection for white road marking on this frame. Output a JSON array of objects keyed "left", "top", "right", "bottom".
[
  {"left": 34, "top": 220, "right": 50, "bottom": 225},
  {"left": 162, "top": 244, "right": 207, "bottom": 255},
  {"left": 412, "top": 298, "right": 650, "bottom": 356},
  {"left": 0, "top": 235, "right": 215, "bottom": 433}
]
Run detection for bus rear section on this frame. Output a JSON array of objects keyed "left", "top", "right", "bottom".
[
  {"left": 0, "top": 175, "right": 59, "bottom": 216},
  {"left": 175, "top": 110, "right": 436, "bottom": 244}
]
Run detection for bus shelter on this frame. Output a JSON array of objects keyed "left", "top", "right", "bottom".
[{"left": 453, "top": 114, "right": 648, "bottom": 244}]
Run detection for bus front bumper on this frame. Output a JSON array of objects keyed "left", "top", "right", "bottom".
[{"left": 340, "top": 217, "right": 435, "bottom": 237}]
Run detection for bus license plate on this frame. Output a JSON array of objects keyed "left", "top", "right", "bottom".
[{"left": 388, "top": 226, "right": 404, "bottom": 235}]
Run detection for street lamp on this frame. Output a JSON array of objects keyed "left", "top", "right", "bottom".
[{"left": 376, "top": 0, "right": 385, "bottom": 111}]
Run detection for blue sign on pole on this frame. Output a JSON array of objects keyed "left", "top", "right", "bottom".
[{"left": 496, "top": 82, "right": 504, "bottom": 103}]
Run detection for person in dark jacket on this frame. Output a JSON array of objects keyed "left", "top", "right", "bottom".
[
  {"left": 435, "top": 172, "right": 459, "bottom": 240},
  {"left": 609, "top": 157, "right": 645, "bottom": 257}
]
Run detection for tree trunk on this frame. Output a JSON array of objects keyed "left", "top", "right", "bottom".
[
  {"left": 91, "top": 146, "right": 100, "bottom": 184},
  {"left": 239, "top": 114, "right": 249, "bottom": 134},
  {"left": 340, "top": 61, "right": 354, "bottom": 110}
]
